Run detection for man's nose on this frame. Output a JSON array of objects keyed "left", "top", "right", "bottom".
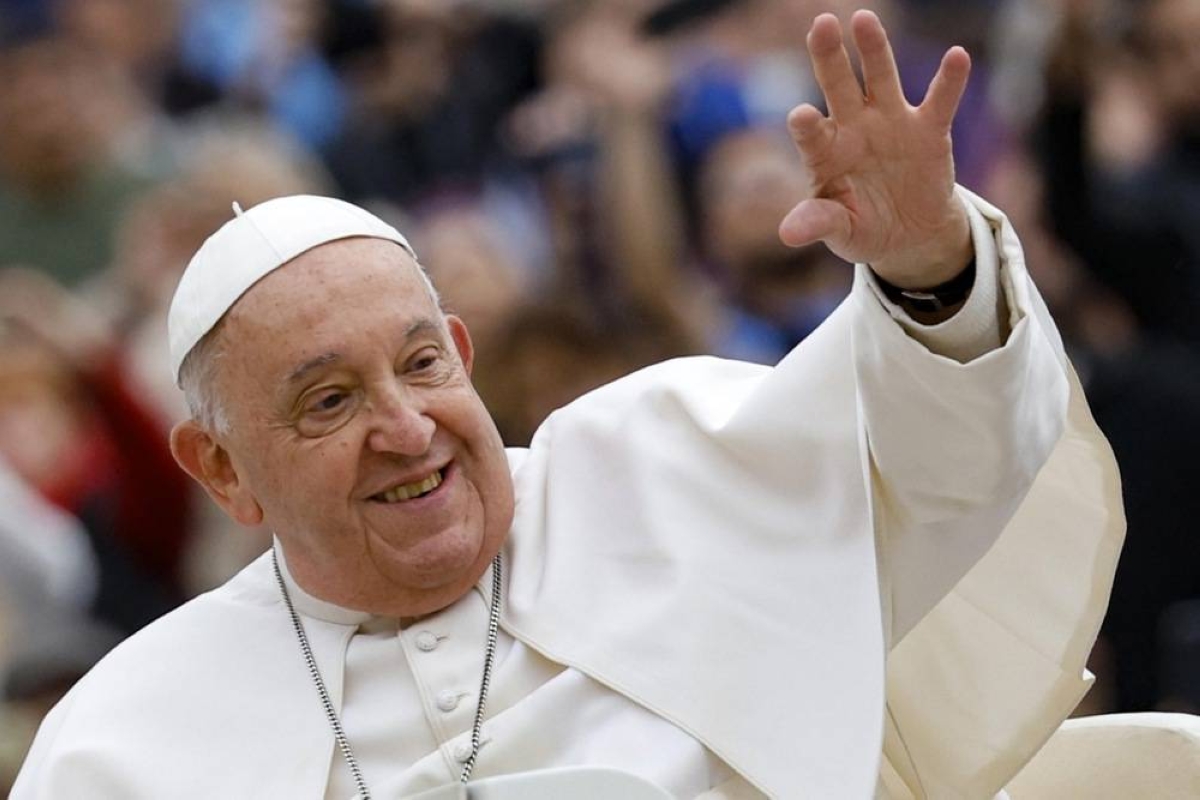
[{"left": 366, "top": 389, "right": 435, "bottom": 455}]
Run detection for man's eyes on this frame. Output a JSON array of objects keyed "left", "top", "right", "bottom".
[
  {"left": 294, "top": 349, "right": 447, "bottom": 421},
  {"left": 408, "top": 348, "right": 443, "bottom": 373},
  {"left": 304, "top": 390, "right": 349, "bottom": 416}
]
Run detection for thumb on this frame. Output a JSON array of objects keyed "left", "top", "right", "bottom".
[{"left": 779, "top": 198, "right": 852, "bottom": 249}]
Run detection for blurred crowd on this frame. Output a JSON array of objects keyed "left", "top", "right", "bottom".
[{"left": 1, "top": 0, "right": 1199, "bottom": 788}]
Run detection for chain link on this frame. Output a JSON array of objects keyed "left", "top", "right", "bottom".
[{"left": 459, "top": 552, "right": 502, "bottom": 783}]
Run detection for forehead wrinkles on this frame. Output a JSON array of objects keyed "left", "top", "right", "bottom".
[
  {"left": 231, "top": 240, "right": 433, "bottom": 324},
  {"left": 220, "top": 240, "right": 441, "bottom": 387}
]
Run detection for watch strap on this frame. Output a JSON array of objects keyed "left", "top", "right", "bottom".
[{"left": 874, "top": 258, "right": 976, "bottom": 314}]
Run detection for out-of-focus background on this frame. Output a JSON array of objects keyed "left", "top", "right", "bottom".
[{"left": 1, "top": 0, "right": 1198, "bottom": 786}]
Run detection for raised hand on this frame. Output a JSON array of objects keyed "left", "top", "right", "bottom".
[{"left": 779, "top": 10, "right": 973, "bottom": 288}]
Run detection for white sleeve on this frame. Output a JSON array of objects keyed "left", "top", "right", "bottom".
[{"left": 850, "top": 187, "right": 1071, "bottom": 643}]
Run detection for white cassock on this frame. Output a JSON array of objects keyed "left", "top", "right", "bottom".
[{"left": 10, "top": 190, "right": 1123, "bottom": 799}]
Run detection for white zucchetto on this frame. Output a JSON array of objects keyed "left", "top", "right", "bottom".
[{"left": 167, "top": 195, "right": 416, "bottom": 385}]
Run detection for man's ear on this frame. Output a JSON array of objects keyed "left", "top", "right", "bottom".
[
  {"left": 446, "top": 314, "right": 475, "bottom": 376},
  {"left": 170, "top": 420, "right": 263, "bottom": 526}
]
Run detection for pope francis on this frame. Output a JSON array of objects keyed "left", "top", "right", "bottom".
[{"left": 11, "top": 10, "right": 1123, "bottom": 800}]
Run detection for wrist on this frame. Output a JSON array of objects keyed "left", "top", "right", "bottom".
[{"left": 869, "top": 202, "right": 973, "bottom": 288}]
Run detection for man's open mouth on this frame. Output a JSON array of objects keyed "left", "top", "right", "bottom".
[{"left": 371, "top": 467, "right": 445, "bottom": 503}]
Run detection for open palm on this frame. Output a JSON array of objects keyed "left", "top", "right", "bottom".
[{"left": 780, "top": 11, "right": 973, "bottom": 288}]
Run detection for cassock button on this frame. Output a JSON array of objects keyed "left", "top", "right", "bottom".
[
  {"left": 436, "top": 690, "right": 461, "bottom": 712},
  {"left": 453, "top": 735, "right": 490, "bottom": 763},
  {"left": 414, "top": 631, "right": 439, "bottom": 652}
]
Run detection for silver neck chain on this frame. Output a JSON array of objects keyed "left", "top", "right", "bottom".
[{"left": 271, "top": 549, "right": 504, "bottom": 799}]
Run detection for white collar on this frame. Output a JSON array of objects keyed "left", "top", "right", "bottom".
[
  {"left": 272, "top": 538, "right": 374, "bottom": 627},
  {"left": 271, "top": 537, "right": 495, "bottom": 628}
]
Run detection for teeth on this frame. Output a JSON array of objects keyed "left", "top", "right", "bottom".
[{"left": 380, "top": 470, "right": 442, "bottom": 503}]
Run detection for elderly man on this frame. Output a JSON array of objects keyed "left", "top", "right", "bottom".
[{"left": 12, "top": 11, "right": 1121, "bottom": 800}]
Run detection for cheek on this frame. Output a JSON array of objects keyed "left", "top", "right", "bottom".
[
  {"left": 467, "top": 415, "right": 513, "bottom": 508},
  {"left": 243, "top": 433, "right": 362, "bottom": 508},
  {"left": 440, "top": 398, "right": 505, "bottom": 477},
  {"left": 464, "top": 403, "right": 506, "bottom": 458},
  {"left": 285, "top": 438, "right": 360, "bottom": 487}
]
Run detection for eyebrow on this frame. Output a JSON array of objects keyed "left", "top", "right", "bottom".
[
  {"left": 403, "top": 318, "right": 443, "bottom": 343},
  {"left": 285, "top": 352, "right": 342, "bottom": 387},
  {"left": 283, "top": 318, "right": 445, "bottom": 387}
]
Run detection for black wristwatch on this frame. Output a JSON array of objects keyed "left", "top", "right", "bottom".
[{"left": 874, "top": 258, "right": 976, "bottom": 314}]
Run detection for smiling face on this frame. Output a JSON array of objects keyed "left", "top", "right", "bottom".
[{"left": 178, "top": 237, "right": 514, "bottom": 617}]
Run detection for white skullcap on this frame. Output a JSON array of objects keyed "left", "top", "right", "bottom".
[{"left": 167, "top": 194, "right": 416, "bottom": 386}]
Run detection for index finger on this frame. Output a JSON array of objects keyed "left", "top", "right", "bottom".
[{"left": 807, "top": 13, "right": 864, "bottom": 120}]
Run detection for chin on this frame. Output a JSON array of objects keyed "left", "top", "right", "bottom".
[{"left": 388, "top": 528, "right": 488, "bottom": 590}]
